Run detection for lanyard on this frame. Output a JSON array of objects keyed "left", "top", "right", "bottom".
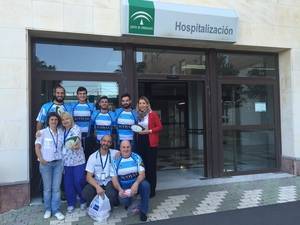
[
  {"left": 99, "top": 151, "right": 111, "bottom": 170},
  {"left": 63, "top": 128, "right": 71, "bottom": 145},
  {"left": 48, "top": 127, "right": 58, "bottom": 153}
]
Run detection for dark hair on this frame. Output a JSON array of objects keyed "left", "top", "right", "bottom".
[
  {"left": 96, "top": 96, "right": 109, "bottom": 110},
  {"left": 121, "top": 93, "right": 131, "bottom": 100},
  {"left": 76, "top": 86, "right": 87, "bottom": 94},
  {"left": 46, "top": 112, "right": 61, "bottom": 127},
  {"left": 54, "top": 84, "right": 65, "bottom": 93}
]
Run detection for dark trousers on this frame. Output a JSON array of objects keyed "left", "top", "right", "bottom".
[
  {"left": 81, "top": 181, "right": 118, "bottom": 207},
  {"left": 64, "top": 164, "right": 86, "bottom": 207},
  {"left": 136, "top": 134, "right": 157, "bottom": 197}
]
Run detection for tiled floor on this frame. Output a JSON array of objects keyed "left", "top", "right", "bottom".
[{"left": 1, "top": 173, "right": 300, "bottom": 225}]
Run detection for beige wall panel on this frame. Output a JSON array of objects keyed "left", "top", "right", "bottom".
[
  {"left": 0, "top": 89, "right": 28, "bottom": 125},
  {"left": 0, "top": 59, "right": 27, "bottom": 89},
  {"left": 32, "top": 1, "right": 63, "bottom": 31},
  {"left": 0, "top": 28, "right": 27, "bottom": 59},
  {"left": 94, "top": 7, "right": 121, "bottom": 36},
  {"left": 63, "top": 3, "right": 94, "bottom": 33},
  {"left": 0, "top": 0, "right": 32, "bottom": 28},
  {"left": 0, "top": 149, "right": 29, "bottom": 183}
]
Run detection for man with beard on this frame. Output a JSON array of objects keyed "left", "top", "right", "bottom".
[
  {"left": 36, "top": 84, "right": 68, "bottom": 131},
  {"left": 82, "top": 135, "right": 119, "bottom": 207},
  {"left": 90, "top": 96, "right": 115, "bottom": 143},
  {"left": 115, "top": 94, "right": 138, "bottom": 150}
]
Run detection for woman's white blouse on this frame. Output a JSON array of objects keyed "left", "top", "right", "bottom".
[{"left": 35, "top": 127, "right": 64, "bottom": 162}]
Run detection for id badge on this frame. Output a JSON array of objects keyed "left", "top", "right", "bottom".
[{"left": 101, "top": 172, "right": 106, "bottom": 181}]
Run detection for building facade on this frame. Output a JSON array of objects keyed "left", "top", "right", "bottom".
[{"left": 0, "top": 0, "right": 300, "bottom": 212}]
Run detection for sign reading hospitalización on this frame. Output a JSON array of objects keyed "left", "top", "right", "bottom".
[{"left": 122, "top": 0, "right": 238, "bottom": 43}]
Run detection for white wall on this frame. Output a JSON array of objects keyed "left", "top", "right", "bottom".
[{"left": 0, "top": 0, "right": 299, "bottom": 183}]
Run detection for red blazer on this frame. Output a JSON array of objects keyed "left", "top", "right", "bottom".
[{"left": 148, "top": 111, "right": 163, "bottom": 147}]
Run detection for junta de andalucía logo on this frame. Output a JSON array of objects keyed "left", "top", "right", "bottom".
[{"left": 128, "top": 0, "right": 155, "bottom": 35}]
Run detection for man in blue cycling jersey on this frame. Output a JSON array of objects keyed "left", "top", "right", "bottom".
[
  {"left": 69, "top": 86, "right": 95, "bottom": 160},
  {"left": 36, "top": 84, "right": 68, "bottom": 131},
  {"left": 112, "top": 140, "right": 150, "bottom": 221},
  {"left": 115, "top": 94, "right": 138, "bottom": 150},
  {"left": 91, "top": 96, "right": 115, "bottom": 143},
  {"left": 69, "top": 86, "right": 94, "bottom": 138}
]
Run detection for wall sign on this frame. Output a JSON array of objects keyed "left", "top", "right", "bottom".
[{"left": 122, "top": 0, "right": 239, "bottom": 43}]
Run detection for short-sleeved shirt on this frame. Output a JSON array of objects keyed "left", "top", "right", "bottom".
[
  {"left": 113, "top": 152, "right": 145, "bottom": 189},
  {"left": 69, "top": 102, "right": 94, "bottom": 135},
  {"left": 35, "top": 127, "right": 64, "bottom": 162},
  {"left": 62, "top": 124, "right": 85, "bottom": 167},
  {"left": 91, "top": 110, "right": 115, "bottom": 141},
  {"left": 85, "top": 149, "right": 119, "bottom": 186},
  {"left": 36, "top": 101, "right": 68, "bottom": 125},
  {"left": 115, "top": 109, "right": 137, "bottom": 141}
]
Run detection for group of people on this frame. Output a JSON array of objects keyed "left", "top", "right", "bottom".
[{"left": 34, "top": 84, "right": 162, "bottom": 222}]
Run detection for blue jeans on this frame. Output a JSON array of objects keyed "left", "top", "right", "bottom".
[
  {"left": 119, "top": 180, "right": 150, "bottom": 214},
  {"left": 64, "top": 164, "right": 86, "bottom": 207},
  {"left": 39, "top": 160, "right": 63, "bottom": 214}
]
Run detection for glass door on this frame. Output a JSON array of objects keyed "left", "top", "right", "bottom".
[{"left": 138, "top": 81, "right": 205, "bottom": 176}]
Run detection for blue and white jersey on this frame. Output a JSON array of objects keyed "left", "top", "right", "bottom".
[
  {"left": 36, "top": 101, "right": 68, "bottom": 125},
  {"left": 69, "top": 102, "right": 94, "bottom": 135},
  {"left": 115, "top": 108, "right": 137, "bottom": 141},
  {"left": 91, "top": 110, "right": 115, "bottom": 141},
  {"left": 113, "top": 152, "right": 145, "bottom": 189}
]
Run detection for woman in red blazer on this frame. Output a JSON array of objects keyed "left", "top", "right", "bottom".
[{"left": 136, "top": 96, "right": 163, "bottom": 197}]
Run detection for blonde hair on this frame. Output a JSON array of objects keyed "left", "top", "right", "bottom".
[
  {"left": 136, "top": 96, "right": 151, "bottom": 111},
  {"left": 60, "top": 111, "right": 75, "bottom": 127}
]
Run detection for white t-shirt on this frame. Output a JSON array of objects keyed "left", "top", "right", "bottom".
[
  {"left": 35, "top": 127, "right": 64, "bottom": 162},
  {"left": 85, "top": 149, "right": 119, "bottom": 186}
]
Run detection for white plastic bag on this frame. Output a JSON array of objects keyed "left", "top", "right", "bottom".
[{"left": 88, "top": 194, "right": 111, "bottom": 222}]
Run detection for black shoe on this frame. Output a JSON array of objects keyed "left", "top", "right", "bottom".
[
  {"left": 125, "top": 206, "right": 129, "bottom": 210},
  {"left": 150, "top": 193, "right": 155, "bottom": 198},
  {"left": 140, "top": 212, "right": 147, "bottom": 221}
]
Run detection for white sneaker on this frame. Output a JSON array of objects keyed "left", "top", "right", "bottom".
[
  {"left": 80, "top": 203, "right": 87, "bottom": 210},
  {"left": 67, "top": 206, "right": 74, "bottom": 213},
  {"left": 43, "top": 210, "right": 51, "bottom": 219},
  {"left": 54, "top": 212, "right": 65, "bottom": 220}
]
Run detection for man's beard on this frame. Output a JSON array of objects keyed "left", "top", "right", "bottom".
[
  {"left": 101, "top": 143, "right": 109, "bottom": 150},
  {"left": 122, "top": 104, "right": 131, "bottom": 109},
  {"left": 55, "top": 96, "right": 64, "bottom": 103}
]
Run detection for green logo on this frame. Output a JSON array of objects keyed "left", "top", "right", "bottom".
[{"left": 128, "top": 0, "right": 155, "bottom": 35}]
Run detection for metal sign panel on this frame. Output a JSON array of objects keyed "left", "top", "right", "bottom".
[{"left": 122, "top": 0, "right": 238, "bottom": 43}]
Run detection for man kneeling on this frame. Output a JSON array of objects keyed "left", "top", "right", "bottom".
[
  {"left": 112, "top": 140, "right": 150, "bottom": 221},
  {"left": 82, "top": 135, "right": 119, "bottom": 207}
]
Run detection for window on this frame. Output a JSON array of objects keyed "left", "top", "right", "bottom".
[
  {"left": 136, "top": 49, "right": 206, "bottom": 75},
  {"left": 217, "top": 53, "right": 277, "bottom": 77},
  {"left": 35, "top": 43, "right": 122, "bottom": 73}
]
